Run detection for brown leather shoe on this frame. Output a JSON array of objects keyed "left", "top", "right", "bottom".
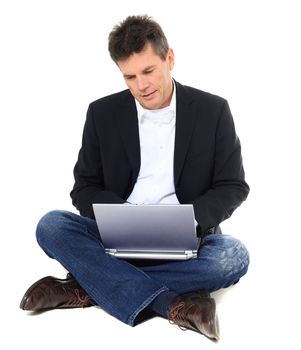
[
  {"left": 168, "top": 291, "right": 219, "bottom": 341},
  {"left": 20, "top": 274, "right": 95, "bottom": 311}
]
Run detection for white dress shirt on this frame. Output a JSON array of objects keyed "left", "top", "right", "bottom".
[{"left": 126, "top": 84, "right": 179, "bottom": 205}]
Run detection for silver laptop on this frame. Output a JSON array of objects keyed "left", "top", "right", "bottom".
[{"left": 92, "top": 203, "right": 201, "bottom": 260}]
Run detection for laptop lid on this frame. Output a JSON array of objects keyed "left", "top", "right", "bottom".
[{"left": 92, "top": 204, "right": 200, "bottom": 260}]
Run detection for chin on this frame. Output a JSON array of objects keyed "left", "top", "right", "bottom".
[{"left": 140, "top": 102, "right": 156, "bottom": 110}]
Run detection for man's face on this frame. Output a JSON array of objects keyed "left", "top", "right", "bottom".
[{"left": 117, "top": 42, "right": 175, "bottom": 110}]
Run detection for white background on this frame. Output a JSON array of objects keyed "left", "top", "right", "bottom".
[{"left": 1, "top": 0, "right": 300, "bottom": 349}]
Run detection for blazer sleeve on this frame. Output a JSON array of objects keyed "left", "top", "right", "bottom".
[
  {"left": 192, "top": 100, "right": 249, "bottom": 233},
  {"left": 70, "top": 104, "right": 125, "bottom": 219}
]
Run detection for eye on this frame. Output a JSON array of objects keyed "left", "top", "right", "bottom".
[
  {"left": 145, "top": 69, "right": 154, "bottom": 75},
  {"left": 125, "top": 75, "right": 135, "bottom": 81}
]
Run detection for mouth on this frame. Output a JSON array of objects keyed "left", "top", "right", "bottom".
[{"left": 141, "top": 90, "right": 156, "bottom": 99}]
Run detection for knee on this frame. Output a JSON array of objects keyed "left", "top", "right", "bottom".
[
  {"left": 36, "top": 210, "right": 67, "bottom": 248},
  {"left": 220, "top": 236, "right": 250, "bottom": 279}
]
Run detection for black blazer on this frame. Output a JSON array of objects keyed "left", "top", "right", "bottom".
[{"left": 70, "top": 81, "right": 249, "bottom": 234}]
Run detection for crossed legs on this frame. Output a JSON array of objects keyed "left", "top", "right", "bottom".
[{"left": 20, "top": 210, "right": 249, "bottom": 340}]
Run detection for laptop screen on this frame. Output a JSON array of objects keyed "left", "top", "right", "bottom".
[{"left": 93, "top": 204, "right": 200, "bottom": 260}]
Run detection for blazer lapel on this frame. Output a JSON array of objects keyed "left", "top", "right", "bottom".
[
  {"left": 174, "top": 81, "right": 197, "bottom": 186},
  {"left": 115, "top": 91, "right": 141, "bottom": 181}
]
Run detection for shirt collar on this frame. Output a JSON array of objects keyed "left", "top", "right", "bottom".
[{"left": 135, "top": 80, "right": 176, "bottom": 124}]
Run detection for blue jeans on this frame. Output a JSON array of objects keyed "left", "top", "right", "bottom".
[{"left": 36, "top": 210, "right": 249, "bottom": 326}]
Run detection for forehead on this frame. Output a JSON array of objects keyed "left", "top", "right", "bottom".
[{"left": 117, "top": 43, "right": 163, "bottom": 74}]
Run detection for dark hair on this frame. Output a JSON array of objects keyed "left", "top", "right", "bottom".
[{"left": 108, "top": 15, "right": 169, "bottom": 63}]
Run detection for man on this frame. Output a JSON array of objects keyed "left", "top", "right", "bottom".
[{"left": 20, "top": 15, "right": 250, "bottom": 341}]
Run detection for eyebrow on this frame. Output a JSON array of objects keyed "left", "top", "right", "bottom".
[{"left": 123, "top": 65, "right": 156, "bottom": 79}]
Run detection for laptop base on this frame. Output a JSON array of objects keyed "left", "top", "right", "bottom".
[{"left": 106, "top": 249, "right": 197, "bottom": 260}]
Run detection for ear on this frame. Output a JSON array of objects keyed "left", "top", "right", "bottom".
[{"left": 167, "top": 48, "right": 175, "bottom": 70}]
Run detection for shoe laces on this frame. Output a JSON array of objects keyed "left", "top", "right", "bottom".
[
  {"left": 63, "top": 287, "right": 91, "bottom": 307},
  {"left": 168, "top": 301, "right": 195, "bottom": 331}
]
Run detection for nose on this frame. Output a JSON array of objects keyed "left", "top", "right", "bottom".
[{"left": 136, "top": 75, "right": 149, "bottom": 91}]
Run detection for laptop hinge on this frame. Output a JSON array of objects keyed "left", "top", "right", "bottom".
[{"left": 106, "top": 249, "right": 197, "bottom": 260}]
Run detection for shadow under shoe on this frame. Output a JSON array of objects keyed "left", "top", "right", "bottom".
[
  {"left": 20, "top": 274, "right": 96, "bottom": 311},
  {"left": 168, "top": 291, "right": 220, "bottom": 341}
]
